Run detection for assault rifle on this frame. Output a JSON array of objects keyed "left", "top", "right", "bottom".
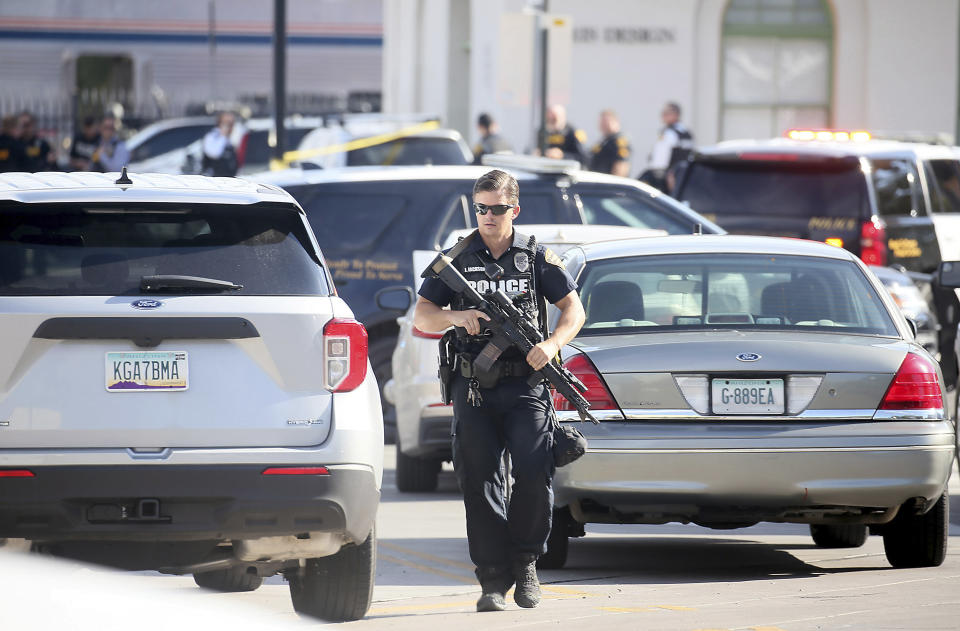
[{"left": 423, "top": 249, "right": 599, "bottom": 424}]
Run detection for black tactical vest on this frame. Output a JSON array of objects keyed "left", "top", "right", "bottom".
[{"left": 450, "top": 231, "right": 541, "bottom": 358}]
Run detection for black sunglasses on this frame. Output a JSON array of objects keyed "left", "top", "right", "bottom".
[{"left": 473, "top": 202, "right": 514, "bottom": 216}]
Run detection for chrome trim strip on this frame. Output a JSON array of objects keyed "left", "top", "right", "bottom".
[
  {"left": 585, "top": 445, "right": 956, "bottom": 455},
  {"left": 871, "top": 409, "right": 945, "bottom": 421},
  {"left": 556, "top": 410, "right": 625, "bottom": 422},
  {"left": 619, "top": 408, "right": 877, "bottom": 421}
]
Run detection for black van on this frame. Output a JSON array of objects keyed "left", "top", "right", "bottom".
[
  {"left": 674, "top": 139, "right": 958, "bottom": 273},
  {"left": 252, "top": 156, "right": 723, "bottom": 437}
]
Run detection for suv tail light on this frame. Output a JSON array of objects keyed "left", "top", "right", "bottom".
[
  {"left": 552, "top": 353, "right": 618, "bottom": 411},
  {"left": 879, "top": 353, "right": 942, "bottom": 411},
  {"left": 0, "top": 469, "right": 35, "bottom": 478},
  {"left": 412, "top": 326, "right": 444, "bottom": 339},
  {"left": 323, "top": 318, "right": 368, "bottom": 392},
  {"left": 860, "top": 218, "right": 887, "bottom": 266}
]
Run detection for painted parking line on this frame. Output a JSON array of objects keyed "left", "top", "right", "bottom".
[
  {"left": 601, "top": 605, "right": 698, "bottom": 613},
  {"left": 379, "top": 540, "right": 474, "bottom": 571},
  {"left": 378, "top": 552, "right": 475, "bottom": 585}
]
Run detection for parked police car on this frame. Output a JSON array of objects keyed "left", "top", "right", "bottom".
[
  {"left": 0, "top": 171, "right": 383, "bottom": 622},
  {"left": 674, "top": 133, "right": 960, "bottom": 273},
  {"left": 251, "top": 155, "right": 724, "bottom": 439}
]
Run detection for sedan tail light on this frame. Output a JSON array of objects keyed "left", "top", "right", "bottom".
[
  {"left": 323, "top": 318, "right": 368, "bottom": 392},
  {"left": 860, "top": 218, "right": 887, "bottom": 266},
  {"left": 879, "top": 353, "right": 942, "bottom": 411},
  {"left": 553, "top": 353, "right": 618, "bottom": 411},
  {"left": 412, "top": 326, "right": 444, "bottom": 339},
  {"left": 0, "top": 469, "right": 35, "bottom": 478}
]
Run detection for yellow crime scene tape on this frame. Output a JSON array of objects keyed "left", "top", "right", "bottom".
[{"left": 269, "top": 119, "right": 441, "bottom": 170}]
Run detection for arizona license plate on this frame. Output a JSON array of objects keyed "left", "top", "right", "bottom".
[
  {"left": 711, "top": 378, "right": 784, "bottom": 414},
  {"left": 105, "top": 351, "right": 189, "bottom": 392}
]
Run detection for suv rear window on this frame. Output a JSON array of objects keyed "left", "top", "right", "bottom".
[
  {"left": 0, "top": 203, "right": 328, "bottom": 296},
  {"left": 679, "top": 159, "right": 869, "bottom": 222}
]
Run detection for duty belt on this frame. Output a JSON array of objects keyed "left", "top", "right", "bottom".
[{"left": 457, "top": 357, "right": 531, "bottom": 379}]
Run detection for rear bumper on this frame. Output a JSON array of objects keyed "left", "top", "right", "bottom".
[
  {"left": 0, "top": 464, "right": 379, "bottom": 544},
  {"left": 406, "top": 411, "right": 454, "bottom": 459},
  {"left": 553, "top": 421, "right": 956, "bottom": 524}
]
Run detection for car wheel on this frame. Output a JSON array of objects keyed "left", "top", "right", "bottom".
[
  {"left": 193, "top": 566, "right": 263, "bottom": 592},
  {"left": 883, "top": 492, "right": 949, "bottom": 568},
  {"left": 537, "top": 508, "right": 571, "bottom": 570},
  {"left": 369, "top": 337, "right": 397, "bottom": 444},
  {"left": 809, "top": 524, "right": 868, "bottom": 548},
  {"left": 288, "top": 527, "right": 376, "bottom": 622},
  {"left": 395, "top": 442, "right": 441, "bottom": 492}
]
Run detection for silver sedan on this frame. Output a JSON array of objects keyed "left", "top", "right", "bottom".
[{"left": 544, "top": 235, "right": 955, "bottom": 571}]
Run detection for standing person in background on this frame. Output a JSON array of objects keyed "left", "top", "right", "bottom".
[
  {"left": 0, "top": 115, "right": 24, "bottom": 172},
  {"left": 69, "top": 116, "right": 101, "bottom": 171},
  {"left": 639, "top": 101, "right": 694, "bottom": 193},
  {"left": 92, "top": 114, "right": 130, "bottom": 173},
  {"left": 542, "top": 104, "right": 588, "bottom": 165},
  {"left": 588, "top": 109, "right": 631, "bottom": 177},
  {"left": 473, "top": 113, "right": 514, "bottom": 165},
  {"left": 18, "top": 111, "right": 56, "bottom": 172},
  {"left": 201, "top": 112, "right": 239, "bottom": 177}
]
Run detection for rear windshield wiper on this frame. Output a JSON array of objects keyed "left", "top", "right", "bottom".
[{"left": 140, "top": 275, "right": 243, "bottom": 292}]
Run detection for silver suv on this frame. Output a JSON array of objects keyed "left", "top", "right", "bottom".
[{"left": 0, "top": 171, "right": 383, "bottom": 622}]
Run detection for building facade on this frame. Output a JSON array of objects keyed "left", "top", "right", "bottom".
[
  {"left": 384, "top": 0, "right": 960, "bottom": 169},
  {"left": 0, "top": 0, "right": 383, "bottom": 120}
]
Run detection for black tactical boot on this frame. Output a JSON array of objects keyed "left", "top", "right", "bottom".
[
  {"left": 512, "top": 554, "right": 542, "bottom": 608},
  {"left": 475, "top": 566, "right": 514, "bottom": 612}
]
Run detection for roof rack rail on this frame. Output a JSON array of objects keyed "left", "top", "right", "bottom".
[{"left": 480, "top": 154, "right": 580, "bottom": 174}]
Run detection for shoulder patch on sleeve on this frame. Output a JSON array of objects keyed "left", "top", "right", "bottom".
[
  {"left": 574, "top": 129, "right": 587, "bottom": 143},
  {"left": 618, "top": 147, "right": 630, "bottom": 158},
  {"left": 543, "top": 247, "right": 565, "bottom": 269}
]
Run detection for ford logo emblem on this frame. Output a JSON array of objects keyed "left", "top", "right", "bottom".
[
  {"left": 736, "top": 353, "right": 761, "bottom": 362},
  {"left": 132, "top": 299, "right": 163, "bottom": 310}
]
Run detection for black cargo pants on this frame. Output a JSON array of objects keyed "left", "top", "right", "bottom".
[{"left": 451, "top": 374, "right": 555, "bottom": 570}]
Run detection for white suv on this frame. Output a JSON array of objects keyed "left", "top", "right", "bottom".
[{"left": 0, "top": 171, "right": 383, "bottom": 622}]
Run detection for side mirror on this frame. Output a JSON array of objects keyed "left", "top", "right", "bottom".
[
  {"left": 904, "top": 317, "right": 919, "bottom": 339},
  {"left": 375, "top": 285, "right": 415, "bottom": 313},
  {"left": 936, "top": 261, "right": 960, "bottom": 288}
]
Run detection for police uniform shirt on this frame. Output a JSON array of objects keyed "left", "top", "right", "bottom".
[
  {"left": 0, "top": 133, "right": 24, "bottom": 172},
  {"left": 546, "top": 124, "right": 588, "bottom": 165},
  {"left": 21, "top": 136, "right": 52, "bottom": 172},
  {"left": 70, "top": 132, "right": 101, "bottom": 166},
  {"left": 419, "top": 231, "right": 578, "bottom": 355},
  {"left": 589, "top": 132, "right": 631, "bottom": 174},
  {"left": 472, "top": 133, "right": 514, "bottom": 165}
]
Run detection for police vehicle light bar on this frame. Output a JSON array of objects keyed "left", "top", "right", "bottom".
[
  {"left": 481, "top": 154, "right": 581, "bottom": 174},
  {"left": 787, "top": 129, "right": 871, "bottom": 142}
]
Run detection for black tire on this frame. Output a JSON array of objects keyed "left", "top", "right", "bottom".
[
  {"left": 396, "top": 445, "right": 442, "bottom": 492},
  {"left": 288, "top": 528, "right": 376, "bottom": 622},
  {"left": 537, "top": 508, "right": 571, "bottom": 570},
  {"left": 883, "top": 493, "right": 949, "bottom": 568},
  {"left": 193, "top": 566, "right": 263, "bottom": 592},
  {"left": 369, "top": 337, "right": 397, "bottom": 444},
  {"left": 809, "top": 524, "right": 868, "bottom": 548}
]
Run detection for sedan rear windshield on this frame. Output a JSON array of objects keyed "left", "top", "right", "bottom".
[
  {"left": 577, "top": 253, "right": 897, "bottom": 336},
  {"left": 679, "top": 159, "right": 869, "bottom": 222},
  {"left": 0, "top": 203, "right": 329, "bottom": 296}
]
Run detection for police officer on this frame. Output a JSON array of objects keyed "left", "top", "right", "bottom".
[
  {"left": 588, "top": 109, "right": 631, "bottom": 177},
  {"left": 0, "top": 115, "right": 25, "bottom": 172},
  {"left": 201, "top": 112, "right": 240, "bottom": 177},
  {"left": 640, "top": 101, "right": 694, "bottom": 193},
  {"left": 414, "top": 169, "right": 585, "bottom": 612},
  {"left": 543, "top": 104, "right": 588, "bottom": 165},
  {"left": 473, "top": 112, "right": 513, "bottom": 165},
  {"left": 18, "top": 111, "right": 55, "bottom": 172}
]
